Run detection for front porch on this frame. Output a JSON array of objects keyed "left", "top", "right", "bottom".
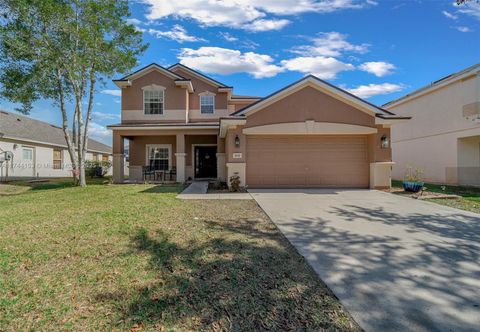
[{"left": 112, "top": 128, "right": 226, "bottom": 183}]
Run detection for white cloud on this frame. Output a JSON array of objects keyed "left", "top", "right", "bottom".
[
  {"left": 113, "top": 99, "right": 121, "bottom": 104},
  {"left": 141, "top": 0, "right": 374, "bottom": 31},
  {"left": 101, "top": 89, "right": 121, "bottom": 97},
  {"left": 253, "top": 0, "right": 370, "bottom": 15},
  {"left": 291, "top": 32, "right": 369, "bottom": 57},
  {"left": 219, "top": 32, "right": 238, "bottom": 42},
  {"left": 126, "top": 18, "right": 143, "bottom": 26},
  {"left": 454, "top": 26, "right": 473, "bottom": 32},
  {"left": 442, "top": 10, "right": 458, "bottom": 20},
  {"left": 359, "top": 61, "right": 396, "bottom": 77},
  {"left": 92, "top": 111, "right": 120, "bottom": 121},
  {"left": 456, "top": 2, "right": 480, "bottom": 20},
  {"left": 243, "top": 18, "right": 291, "bottom": 32},
  {"left": 347, "top": 83, "right": 404, "bottom": 98},
  {"left": 281, "top": 56, "right": 354, "bottom": 79},
  {"left": 147, "top": 25, "right": 205, "bottom": 42},
  {"left": 240, "top": 39, "right": 260, "bottom": 50},
  {"left": 178, "top": 46, "right": 284, "bottom": 78},
  {"left": 88, "top": 122, "right": 111, "bottom": 139}
]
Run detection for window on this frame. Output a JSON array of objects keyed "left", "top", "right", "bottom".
[
  {"left": 200, "top": 94, "right": 215, "bottom": 114},
  {"left": 92, "top": 153, "right": 98, "bottom": 161},
  {"left": 22, "top": 148, "right": 33, "bottom": 160},
  {"left": 53, "top": 149, "right": 62, "bottom": 169},
  {"left": 144, "top": 89, "right": 164, "bottom": 115},
  {"left": 102, "top": 155, "right": 109, "bottom": 161},
  {"left": 147, "top": 145, "right": 170, "bottom": 170}
]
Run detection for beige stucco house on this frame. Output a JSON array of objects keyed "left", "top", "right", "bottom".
[
  {"left": 108, "top": 63, "right": 407, "bottom": 188},
  {"left": 385, "top": 63, "right": 480, "bottom": 186},
  {"left": 0, "top": 110, "right": 112, "bottom": 180}
]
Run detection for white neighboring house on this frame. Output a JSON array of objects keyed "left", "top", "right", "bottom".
[
  {"left": 0, "top": 110, "right": 112, "bottom": 180},
  {"left": 385, "top": 63, "right": 480, "bottom": 186}
]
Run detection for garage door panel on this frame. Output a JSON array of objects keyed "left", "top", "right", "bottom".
[{"left": 247, "top": 135, "right": 369, "bottom": 188}]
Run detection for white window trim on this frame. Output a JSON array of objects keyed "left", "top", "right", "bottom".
[
  {"left": 22, "top": 147, "right": 34, "bottom": 161},
  {"left": 53, "top": 148, "right": 63, "bottom": 170},
  {"left": 145, "top": 144, "right": 172, "bottom": 170},
  {"left": 142, "top": 84, "right": 166, "bottom": 115},
  {"left": 199, "top": 91, "right": 216, "bottom": 114}
]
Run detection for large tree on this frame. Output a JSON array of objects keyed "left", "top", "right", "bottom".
[{"left": 0, "top": 0, "right": 146, "bottom": 186}]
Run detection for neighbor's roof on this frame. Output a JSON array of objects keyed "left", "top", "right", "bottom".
[
  {"left": 383, "top": 63, "right": 480, "bottom": 108},
  {"left": 0, "top": 110, "right": 112, "bottom": 154}
]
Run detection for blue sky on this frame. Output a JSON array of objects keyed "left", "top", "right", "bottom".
[{"left": 2, "top": 0, "right": 479, "bottom": 145}]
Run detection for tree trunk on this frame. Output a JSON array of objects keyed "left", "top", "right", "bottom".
[
  {"left": 77, "top": 99, "right": 86, "bottom": 187},
  {"left": 82, "top": 67, "right": 96, "bottom": 166},
  {"left": 56, "top": 70, "right": 79, "bottom": 185}
]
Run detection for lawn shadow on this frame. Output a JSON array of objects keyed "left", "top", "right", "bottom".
[{"left": 95, "top": 220, "right": 359, "bottom": 331}]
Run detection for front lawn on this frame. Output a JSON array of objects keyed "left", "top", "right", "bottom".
[
  {"left": 391, "top": 180, "right": 480, "bottom": 214},
  {"left": 0, "top": 180, "right": 359, "bottom": 331}
]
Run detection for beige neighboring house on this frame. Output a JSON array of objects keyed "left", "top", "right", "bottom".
[
  {"left": 108, "top": 63, "right": 407, "bottom": 188},
  {"left": 385, "top": 63, "right": 480, "bottom": 186},
  {"left": 0, "top": 110, "right": 112, "bottom": 180}
]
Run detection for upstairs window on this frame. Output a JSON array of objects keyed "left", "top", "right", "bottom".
[
  {"left": 144, "top": 87, "right": 165, "bottom": 115},
  {"left": 200, "top": 94, "right": 215, "bottom": 114}
]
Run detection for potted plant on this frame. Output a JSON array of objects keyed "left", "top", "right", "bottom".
[{"left": 403, "top": 165, "right": 424, "bottom": 193}]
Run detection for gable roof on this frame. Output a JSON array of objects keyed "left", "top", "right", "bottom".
[
  {"left": 168, "top": 63, "right": 230, "bottom": 88},
  {"left": 384, "top": 63, "right": 480, "bottom": 109},
  {"left": 0, "top": 110, "right": 112, "bottom": 154},
  {"left": 113, "top": 63, "right": 186, "bottom": 84},
  {"left": 233, "top": 75, "right": 394, "bottom": 117}
]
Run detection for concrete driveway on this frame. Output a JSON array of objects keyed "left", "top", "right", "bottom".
[{"left": 249, "top": 189, "right": 480, "bottom": 332}]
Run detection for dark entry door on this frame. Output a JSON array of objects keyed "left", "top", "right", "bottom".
[{"left": 195, "top": 146, "right": 217, "bottom": 178}]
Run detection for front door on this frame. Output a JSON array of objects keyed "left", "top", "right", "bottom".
[{"left": 195, "top": 146, "right": 217, "bottom": 178}]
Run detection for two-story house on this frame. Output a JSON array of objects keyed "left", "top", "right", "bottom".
[
  {"left": 386, "top": 63, "right": 480, "bottom": 186},
  {"left": 108, "top": 63, "right": 407, "bottom": 188}
]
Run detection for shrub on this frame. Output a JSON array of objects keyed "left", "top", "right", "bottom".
[
  {"left": 229, "top": 174, "right": 241, "bottom": 192},
  {"left": 85, "top": 160, "right": 112, "bottom": 178},
  {"left": 404, "top": 164, "right": 424, "bottom": 183}
]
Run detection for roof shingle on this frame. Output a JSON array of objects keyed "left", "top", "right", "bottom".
[{"left": 0, "top": 110, "right": 112, "bottom": 154}]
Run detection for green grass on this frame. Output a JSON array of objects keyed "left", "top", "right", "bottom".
[
  {"left": 392, "top": 180, "right": 480, "bottom": 213},
  {"left": 0, "top": 179, "right": 358, "bottom": 331}
]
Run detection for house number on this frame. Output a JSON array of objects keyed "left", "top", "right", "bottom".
[{"left": 233, "top": 153, "right": 242, "bottom": 159}]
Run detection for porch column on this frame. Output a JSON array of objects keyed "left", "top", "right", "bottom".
[
  {"left": 175, "top": 133, "right": 186, "bottom": 183},
  {"left": 216, "top": 136, "right": 226, "bottom": 181},
  {"left": 112, "top": 131, "right": 124, "bottom": 183}
]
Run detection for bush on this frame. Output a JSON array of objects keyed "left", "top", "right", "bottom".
[
  {"left": 229, "top": 174, "right": 241, "bottom": 192},
  {"left": 85, "top": 160, "right": 112, "bottom": 178},
  {"left": 404, "top": 164, "right": 424, "bottom": 183}
]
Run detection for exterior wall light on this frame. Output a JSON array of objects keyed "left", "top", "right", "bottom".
[
  {"left": 381, "top": 135, "right": 390, "bottom": 149},
  {"left": 234, "top": 134, "right": 240, "bottom": 147}
]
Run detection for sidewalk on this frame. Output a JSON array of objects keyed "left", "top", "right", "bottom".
[{"left": 177, "top": 182, "right": 252, "bottom": 200}]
